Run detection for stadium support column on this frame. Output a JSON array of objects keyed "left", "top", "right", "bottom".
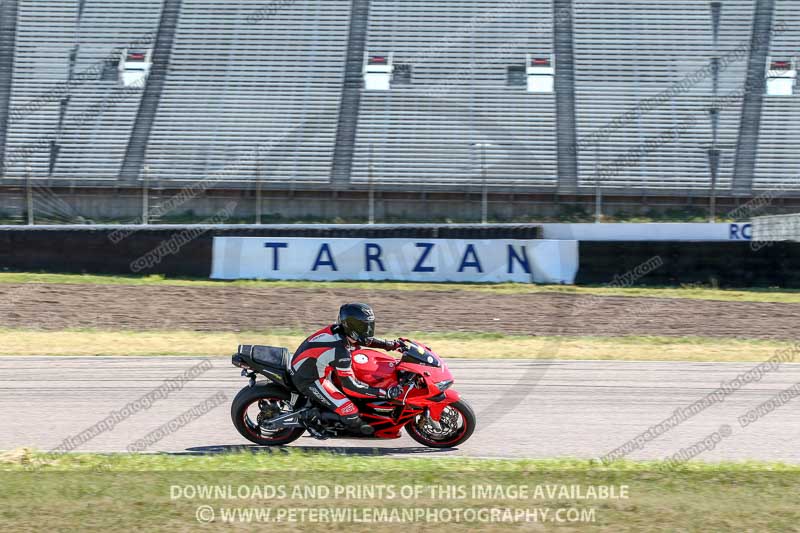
[
  {"left": 731, "top": 0, "right": 776, "bottom": 195},
  {"left": 119, "top": 0, "right": 183, "bottom": 183},
  {"left": 553, "top": 0, "right": 579, "bottom": 195},
  {"left": 708, "top": 2, "right": 722, "bottom": 222},
  {"left": 0, "top": 0, "right": 20, "bottom": 175},
  {"left": 330, "top": 0, "right": 371, "bottom": 188}
]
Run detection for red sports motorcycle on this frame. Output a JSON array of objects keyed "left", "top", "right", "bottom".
[{"left": 230, "top": 339, "right": 475, "bottom": 448}]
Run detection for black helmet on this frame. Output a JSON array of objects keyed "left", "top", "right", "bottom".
[{"left": 337, "top": 303, "right": 375, "bottom": 344}]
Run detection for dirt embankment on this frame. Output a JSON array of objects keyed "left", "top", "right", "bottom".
[{"left": 1, "top": 283, "right": 796, "bottom": 340}]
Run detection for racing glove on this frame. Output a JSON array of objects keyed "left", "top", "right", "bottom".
[
  {"left": 367, "top": 338, "right": 404, "bottom": 352},
  {"left": 389, "top": 339, "right": 405, "bottom": 352},
  {"left": 390, "top": 339, "right": 410, "bottom": 352}
]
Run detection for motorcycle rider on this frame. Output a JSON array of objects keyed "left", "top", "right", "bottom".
[{"left": 289, "top": 303, "right": 404, "bottom": 435}]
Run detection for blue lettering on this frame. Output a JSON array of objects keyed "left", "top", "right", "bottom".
[
  {"left": 741, "top": 223, "right": 752, "bottom": 240},
  {"left": 312, "top": 243, "right": 338, "bottom": 271},
  {"left": 507, "top": 245, "right": 531, "bottom": 274},
  {"left": 263, "top": 242, "right": 288, "bottom": 270},
  {"left": 413, "top": 243, "right": 435, "bottom": 272},
  {"left": 458, "top": 244, "right": 483, "bottom": 273},
  {"left": 365, "top": 243, "right": 385, "bottom": 272},
  {"left": 730, "top": 224, "right": 740, "bottom": 239}
]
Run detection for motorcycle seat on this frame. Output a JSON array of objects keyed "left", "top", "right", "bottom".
[{"left": 237, "top": 345, "right": 290, "bottom": 370}]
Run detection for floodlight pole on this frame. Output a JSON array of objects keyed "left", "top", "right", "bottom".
[
  {"left": 595, "top": 181, "right": 603, "bottom": 223},
  {"left": 142, "top": 165, "right": 149, "bottom": 225},
  {"left": 708, "top": 2, "right": 722, "bottom": 223},
  {"left": 255, "top": 148, "right": 262, "bottom": 225},
  {"left": 473, "top": 143, "right": 495, "bottom": 224},
  {"left": 25, "top": 160, "right": 33, "bottom": 225},
  {"left": 594, "top": 144, "right": 602, "bottom": 223},
  {"left": 481, "top": 144, "right": 488, "bottom": 224},
  {"left": 368, "top": 144, "right": 375, "bottom": 224}
]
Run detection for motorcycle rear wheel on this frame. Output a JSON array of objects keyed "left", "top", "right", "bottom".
[
  {"left": 405, "top": 399, "right": 476, "bottom": 448},
  {"left": 231, "top": 384, "right": 306, "bottom": 446}
]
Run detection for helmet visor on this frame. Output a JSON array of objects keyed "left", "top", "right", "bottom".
[
  {"left": 351, "top": 319, "right": 375, "bottom": 343},
  {"left": 343, "top": 319, "right": 372, "bottom": 343}
]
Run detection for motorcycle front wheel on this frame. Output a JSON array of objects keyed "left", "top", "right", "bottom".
[{"left": 405, "top": 399, "right": 476, "bottom": 448}]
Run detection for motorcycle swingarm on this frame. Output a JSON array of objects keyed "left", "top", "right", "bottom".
[{"left": 260, "top": 408, "right": 308, "bottom": 430}]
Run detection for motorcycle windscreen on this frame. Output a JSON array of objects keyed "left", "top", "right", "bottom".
[{"left": 400, "top": 342, "right": 441, "bottom": 367}]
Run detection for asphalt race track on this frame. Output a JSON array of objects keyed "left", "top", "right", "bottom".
[{"left": 2, "top": 357, "right": 799, "bottom": 462}]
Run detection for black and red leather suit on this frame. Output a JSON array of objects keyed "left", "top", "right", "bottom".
[{"left": 290, "top": 324, "right": 398, "bottom": 419}]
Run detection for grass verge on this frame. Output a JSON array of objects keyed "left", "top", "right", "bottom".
[
  {"left": 0, "top": 328, "right": 794, "bottom": 362},
  {"left": 1, "top": 272, "right": 799, "bottom": 304},
  {"left": 0, "top": 450, "right": 798, "bottom": 532}
]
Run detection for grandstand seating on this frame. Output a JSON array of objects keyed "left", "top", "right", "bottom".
[
  {"left": 753, "top": 0, "right": 800, "bottom": 191},
  {"left": 144, "top": 0, "right": 351, "bottom": 184},
  {"left": 5, "top": 0, "right": 350, "bottom": 185},
  {"left": 7, "top": 0, "right": 161, "bottom": 181},
  {"left": 351, "top": 0, "right": 557, "bottom": 189},
  {"left": 0, "top": 0, "right": 798, "bottom": 196},
  {"left": 573, "top": 0, "right": 755, "bottom": 192}
]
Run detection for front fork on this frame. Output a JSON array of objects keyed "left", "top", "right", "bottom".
[
  {"left": 423, "top": 407, "right": 443, "bottom": 431},
  {"left": 421, "top": 388, "right": 461, "bottom": 422}
]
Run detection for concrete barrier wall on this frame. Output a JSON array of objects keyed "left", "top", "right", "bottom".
[
  {"left": 0, "top": 226, "right": 796, "bottom": 287},
  {"left": 0, "top": 225, "right": 542, "bottom": 278},
  {"left": 540, "top": 222, "right": 754, "bottom": 241},
  {"left": 0, "top": 228, "right": 214, "bottom": 277},
  {"left": 576, "top": 241, "right": 800, "bottom": 287}
]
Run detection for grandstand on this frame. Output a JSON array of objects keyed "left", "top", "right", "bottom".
[{"left": 0, "top": 0, "right": 798, "bottom": 222}]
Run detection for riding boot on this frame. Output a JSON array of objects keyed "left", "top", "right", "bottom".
[{"left": 342, "top": 414, "right": 374, "bottom": 435}]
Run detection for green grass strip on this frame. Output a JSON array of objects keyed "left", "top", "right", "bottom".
[{"left": 1, "top": 272, "right": 799, "bottom": 303}]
